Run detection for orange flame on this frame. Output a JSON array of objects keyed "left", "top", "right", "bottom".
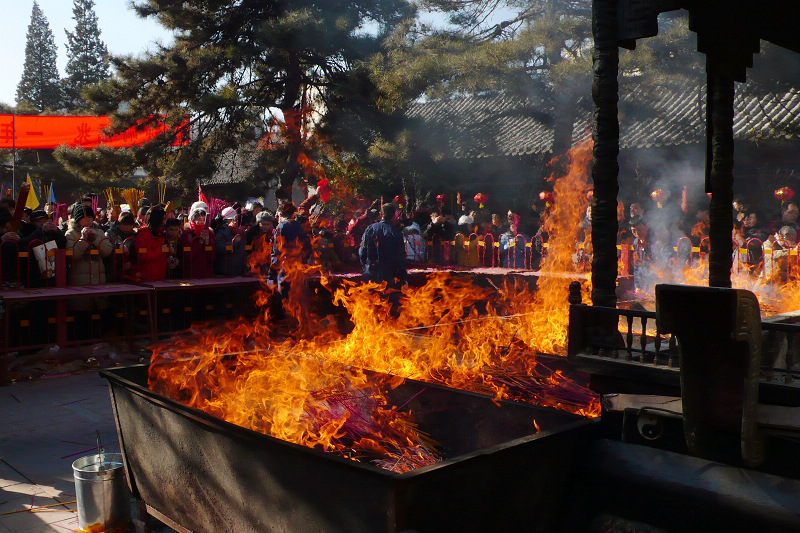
[
  {"left": 627, "top": 251, "right": 800, "bottom": 318},
  {"left": 147, "top": 140, "right": 601, "bottom": 470}
]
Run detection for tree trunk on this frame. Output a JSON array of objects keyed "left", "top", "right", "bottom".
[
  {"left": 590, "top": 0, "right": 620, "bottom": 309},
  {"left": 276, "top": 58, "right": 304, "bottom": 203}
]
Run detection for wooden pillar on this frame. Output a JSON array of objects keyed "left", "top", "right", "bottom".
[
  {"left": 590, "top": 0, "right": 620, "bottom": 308},
  {"left": 706, "top": 58, "right": 736, "bottom": 288}
]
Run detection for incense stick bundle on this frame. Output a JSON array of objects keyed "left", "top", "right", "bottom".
[
  {"left": 105, "top": 188, "right": 120, "bottom": 221},
  {"left": 105, "top": 188, "right": 114, "bottom": 209},
  {"left": 158, "top": 180, "right": 166, "bottom": 204},
  {"left": 207, "top": 197, "right": 228, "bottom": 219},
  {"left": 122, "top": 188, "right": 144, "bottom": 217}
]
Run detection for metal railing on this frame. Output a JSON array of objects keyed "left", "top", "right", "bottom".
[{"left": 568, "top": 302, "right": 800, "bottom": 380}]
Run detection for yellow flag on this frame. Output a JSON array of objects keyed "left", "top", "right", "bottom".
[{"left": 25, "top": 175, "right": 40, "bottom": 210}]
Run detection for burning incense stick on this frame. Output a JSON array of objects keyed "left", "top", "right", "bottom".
[{"left": 1, "top": 501, "right": 76, "bottom": 515}]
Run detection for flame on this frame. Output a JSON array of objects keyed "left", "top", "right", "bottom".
[
  {"left": 690, "top": 221, "right": 708, "bottom": 239},
  {"left": 147, "top": 140, "right": 601, "bottom": 470},
  {"left": 627, "top": 252, "right": 800, "bottom": 317}
]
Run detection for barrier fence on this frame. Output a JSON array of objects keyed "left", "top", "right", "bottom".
[
  {"left": 5, "top": 232, "right": 800, "bottom": 291},
  {"left": 2, "top": 231, "right": 800, "bottom": 359}
]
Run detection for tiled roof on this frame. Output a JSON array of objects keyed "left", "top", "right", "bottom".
[
  {"left": 410, "top": 84, "right": 800, "bottom": 159},
  {"left": 200, "top": 85, "right": 800, "bottom": 184},
  {"left": 407, "top": 93, "right": 555, "bottom": 158}
]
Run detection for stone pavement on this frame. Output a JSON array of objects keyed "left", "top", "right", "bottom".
[{"left": 0, "top": 371, "right": 175, "bottom": 533}]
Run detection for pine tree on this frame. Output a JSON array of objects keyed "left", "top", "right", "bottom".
[
  {"left": 374, "top": 0, "right": 594, "bottom": 166},
  {"left": 87, "top": 0, "right": 415, "bottom": 197},
  {"left": 16, "top": 0, "right": 64, "bottom": 111},
  {"left": 64, "top": 0, "right": 109, "bottom": 110}
]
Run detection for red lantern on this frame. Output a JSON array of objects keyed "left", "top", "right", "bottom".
[
  {"left": 474, "top": 193, "right": 489, "bottom": 208},
  {"left": 394, "top": 195, "right": 406, "bottom": 208},
  {"left": 707, "top": 192, "right": 713, "bottom": 199},
  {"left": 650, "top": 188, "right": 668, "bottom": 208},
  {"left": 775, "top": 187, "right": 795, "bottom": 202},
  {"left": 435, "top": 194, "right": 449, "bottom": 205},
  {"left": 539, "top": 191, "right": 554, "bottom": 203},
  {"left": 650, "top": 189, "right": 666, "bottom": 203},
  {"left": 586, "top": 190, "right": 594, "bottom": 201}
]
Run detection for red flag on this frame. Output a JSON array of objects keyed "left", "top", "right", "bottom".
[
  {"left": 198, "top": 185, "right": 209, "bottom": 205},
  {"left": 317, "top": 178, "right": 330, "bottom": 203}
]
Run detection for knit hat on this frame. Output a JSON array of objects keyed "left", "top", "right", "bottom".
[
  {"left": 189, "top": 201, "right": 208, "bottom": 219},
  {"left": 221, "top": 206, "right": 237, "bottom": 221},
  {"left": 118, "top": 211, "right": 135, "bottom": 225},
  {"left": 30, "top": 210, "right": 48, "bottom": 222},
  {"left": 256, "top": 211, "right": 275, "bottom": 224},
  {"left": 72, "top": 203, "right": 94, "bottom": 222}
]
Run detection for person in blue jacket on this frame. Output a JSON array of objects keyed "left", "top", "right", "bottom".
[{"left": 359, "top": 202, "right": 407, "bottom": 290}]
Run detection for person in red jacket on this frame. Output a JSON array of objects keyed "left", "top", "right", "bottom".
[
  {"left": 134, "top": 206, "right": 168, "bottom": 281},
  {"left": 180, "top": 201, "right": 215, "bottom": 278}
]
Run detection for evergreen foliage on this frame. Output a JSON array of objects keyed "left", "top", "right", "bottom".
[
  {"left": 87, "top": 0, "right": 416, "bottom": 197},
  {"left": 64, "top": 0, "right": 110, "bottom": 111},
  {"left": 17, "top": 1, "right": 64, "bottom": 111},
  {"left": 360, "top": 0, "right": 594, "bottom": 185}
]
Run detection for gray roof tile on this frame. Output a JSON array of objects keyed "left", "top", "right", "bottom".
[{"left": 408, "top": 84, "right": 800, "bottom": 159}]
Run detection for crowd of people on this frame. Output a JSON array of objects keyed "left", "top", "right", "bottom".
[
  {"left": 612, "top": 190, "right": 800, "bottom": 289},
  {"left": 1, "top": 187, "right": 799, "bottom": 294},
  {"left": 0, "top": 190, "right": 538, "bottom": 291},
  {"left": 0, "top": 193, "right": 279, "bottom": 289}
]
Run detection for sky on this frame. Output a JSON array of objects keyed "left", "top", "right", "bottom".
[
  {"left": 1, "top": 1, "right": 511, "bottom": 108},
  {"left": 1, "top": 0, "right": 173, "bottom": 106}
]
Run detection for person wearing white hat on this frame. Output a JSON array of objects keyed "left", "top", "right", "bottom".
[
  {"left": 180, "top": 201, "right": 214, "bottom": 278},
  {"left": 221, "top": 206, "right": 237, "bottom": 222},
  {"left": 189, "top": 201, "right": 209, "bottom": 221},
  {"left": 214, "top": 205, "right": 246, "bottom": 276}
]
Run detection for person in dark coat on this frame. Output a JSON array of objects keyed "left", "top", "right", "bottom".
[
  {"left": 246, "top": 211, "right": 276, "bottom": 247},
  {"left": 270, "top": 202, "right": 311, "bottom": 289},
  {"left": 213, "top": 206, "right": 246, "bottom": 276},
  {"left": 267, "top": 202, "right": 312, "bottom": 321},
  {"left": 359, "top": 203, "right": 407, "bottom": 289},
  {"left": 20, "top": 210, "right": 67, "bottom": 288},
  {"left": 164, "top": 218, "right": 183, "bottom": 279}
]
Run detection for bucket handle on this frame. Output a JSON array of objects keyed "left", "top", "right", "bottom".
[{"left": 96, "top": 430, "right": 105, "bottom": 472}]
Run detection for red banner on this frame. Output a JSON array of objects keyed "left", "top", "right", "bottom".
[{"left": 0, "top": 114, "right": 180, "bottom": 149}]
